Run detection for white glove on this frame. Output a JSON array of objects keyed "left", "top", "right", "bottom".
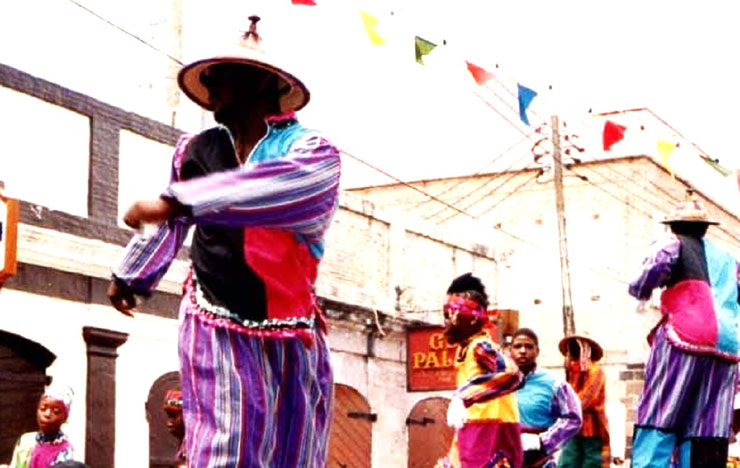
[
  {"left": 521, "top": 433, "right": 542, "bottom": 451},
  {"left": 446, "top": 396, "right": 466, "bottom": 429}
]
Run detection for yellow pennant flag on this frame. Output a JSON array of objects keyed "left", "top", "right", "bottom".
[
  {"left": 359, "top": 10, "right": 385, "bottom": 45},
  {"left": 657, "top": 139, "right": 677, "bottom": 176}
]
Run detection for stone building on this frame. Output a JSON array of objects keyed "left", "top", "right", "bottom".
[{"left": 351, "top": 108, "right": 740, "bottom": 455}]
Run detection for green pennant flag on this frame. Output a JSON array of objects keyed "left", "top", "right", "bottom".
[
  {"left": 701, "top": 155, "right": 732, "bottom": 176},
  {"left": 415, "top": 36, "right": 436, "bottom": 64}
]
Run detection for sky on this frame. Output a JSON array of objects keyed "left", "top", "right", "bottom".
[{"left": 1, "top": 0, "right": 739, "bottom": 190}]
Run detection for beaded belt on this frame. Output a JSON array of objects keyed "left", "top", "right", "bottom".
[{"left": 191, "top": 273, "right": 315, "bottom": 330}]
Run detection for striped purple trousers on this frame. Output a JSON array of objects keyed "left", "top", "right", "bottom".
[
  {"left": 636, "top": 325, "right": 737, "bottom": 438},
  {"left": 178, "top": 293, "right": 334, "bottom": 468}
]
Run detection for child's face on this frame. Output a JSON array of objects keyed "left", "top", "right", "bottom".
[
  {"left": 164, "top": 406, "right": 185, "bottom": 439},
  {"left": 442, "top": 294, "right": 483, "bottom": 344},
  {"left": 37, "top": 396, "right": 67, "bottom": 435}
]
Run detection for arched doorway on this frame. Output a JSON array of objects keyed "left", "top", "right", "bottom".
[
  {"left": 145, "top": 371, "right": 181, "bottom": 468},
  {"left": 0, "top": 330, "right": 55, "bottom": 464},
  {"left": 407, "top": 397, "right": 454, "bottom": 468},
  {"left": 328, "top": 384, "right": 373, "bottom": 468}
]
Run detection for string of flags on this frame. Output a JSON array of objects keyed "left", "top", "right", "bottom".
[{"left": 290, "top": 0, "right": 733, "bottom": 181}]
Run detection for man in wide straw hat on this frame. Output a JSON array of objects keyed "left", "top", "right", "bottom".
[
  {"left": 628, "top": 189, "right": 740, "bottom": 468},
  {"left": 557, "top": 332, "right": 611, "bottom": 468},
  {"left": 107, "top": 16, "right": 340, "bottom": 467}
]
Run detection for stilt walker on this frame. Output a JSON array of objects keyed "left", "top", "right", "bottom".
[
  {"left": 107, "top": 16, "right": 341, "bottom": 468},
  {"left": 629, "top": 189, "right": 740, "bottom": 468}
]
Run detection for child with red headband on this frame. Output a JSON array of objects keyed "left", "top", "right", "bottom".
[
  {"left": 162, "top": 389, "right": 185, "bottom": 467},
  {"left": 436, "top": 273, "right": 524, "bottom": 468}
]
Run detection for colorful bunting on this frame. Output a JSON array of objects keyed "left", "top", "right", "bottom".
[
  {"left": 291, "top": 0, "right": 317, "bottom": 4},
  {"left": 517, "top": 83, "right": 537, "bottom": 126},
  {"left": 602, "top": 120, "right": 627, "bottom": 151},
  {"left": 657, "top": 139, "right": 677, "bottom": 175},
  {"left": 466, "top": 61, "right": 495, "bottom": 85},
  {"left": 414, "top": 36, "right": 437, "bottom": 64},
  {"left": 359, "top": 10, "right": 385, "bottom": 45}
]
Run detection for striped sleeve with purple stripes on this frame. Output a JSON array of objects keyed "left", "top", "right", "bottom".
[
  {"left": 162, "top": 133, "right": 341, "bottom": 239},
  {"left": 628, "top": 235, "right": 680, "bottom": 300},
  {"left": 458, "top": 340, "right": 523, "bottom": 407},
  {"left": 113, "top": 134, "right": 194, "bottom": 295}
]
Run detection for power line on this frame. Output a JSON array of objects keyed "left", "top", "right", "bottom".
[
  {"left": 402, "top": 130, "right": 537, "bottom": 211},
  {"left": 65, "top": 0, "right": 183, "bottom": 65},
  {"left": 425, "top": 147, "right": 536, "bottom": 220}
]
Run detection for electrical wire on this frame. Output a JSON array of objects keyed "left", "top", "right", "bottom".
[{"left": 65, "top": 0, "right": 183, "bottom": 65}]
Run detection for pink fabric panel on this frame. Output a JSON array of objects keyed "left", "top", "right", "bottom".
[
  {"left": 456, "top": 421, "right": 523, "bottom": 468},
  {"left": 661, "top": 279, "right": 718, "bottom": 347},
  {"left": 243, "top": 228, "right": 318, "bottom": 321}
]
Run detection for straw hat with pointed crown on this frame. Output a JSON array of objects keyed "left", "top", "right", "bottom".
[
  {"left": 558, "top": 331, "right": 604, "bottom": 362},
  {"left": 178, "top": 15, "right": 310, "bottom": 113},
  {"left": 661, "top": 189, "right": 719, "bottom": 225}
]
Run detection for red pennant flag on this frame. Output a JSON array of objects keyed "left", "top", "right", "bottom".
[
  {"left": 466, "top": 61, "right": 495, "bottom": 85},
  {"left": 291, "top": 0, "right": 316, "bottom": 4},
  {"left": 603, "top": 120, "right": 627, "bottom": 151}
]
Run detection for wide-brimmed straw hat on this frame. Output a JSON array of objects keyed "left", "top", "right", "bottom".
[
  {"left": 177, "top": 15, "right": 310, "bottom": 113},
  {"left": 558, "top": 331, "right": 604, "bottom": 362},
  {"left": 661, "top": 189, "right": 719, "bottom": 225}
]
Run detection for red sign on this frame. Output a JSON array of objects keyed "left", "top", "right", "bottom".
[
  {"left": 0, "top": 192, "right": 18, "bottom": 282},
  {"left": 407, "top": 327, "right": 458, "bottom": 392}
]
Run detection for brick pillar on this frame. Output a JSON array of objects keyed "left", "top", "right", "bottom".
[
  {"left": 83, "top": 327, "right": 128, "bottom": 468},
  {"left": 619, "top": 362, "right": 645, "bottom": 459}
]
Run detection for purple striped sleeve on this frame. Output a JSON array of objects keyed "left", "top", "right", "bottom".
[
  {"left": 628, "top": 235, "right": 680, "bottom": 300},
  {"left": 112, "top": 135, "right": 194, "bottom": 294},
  {"left": 539, "top": 380, "right": 582, "bottom": 455},
  {"left": 161, "top": 134, "right": 341, "bottom": 238},
  {"left": 458, "top": 342, "right": 523, "bottom": 407}
]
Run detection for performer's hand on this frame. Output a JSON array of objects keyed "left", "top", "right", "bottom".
[
  {"left": 521, "top": 433, "right": 541, "bottom": 451},
  {"left": 635, "top": 300, "right": 648, "bottom": 315},
  {"left": 107, "top": 280, "right": 137, "bottom": 317},
  {"left": 123, "top": 199, "right": 177, "bottom": 230},
  {"left": 612, "top": 456, "right": 624, "bottom": 465},
  {"left": 446, "top": 397, "right": 466, "bottom": 429}
]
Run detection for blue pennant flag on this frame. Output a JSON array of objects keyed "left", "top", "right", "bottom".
[{"left": 517, "top": 83, "right": 537, "bottom": 126}]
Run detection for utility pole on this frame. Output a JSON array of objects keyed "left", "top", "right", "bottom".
[{"left": 552, "top": 115, "right": 576, "bottom": 336}]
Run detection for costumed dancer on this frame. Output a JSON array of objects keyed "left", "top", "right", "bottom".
[
  {"left": 510, "top": 328, "right": 582, "bottom": 468},
  {"left": 628, "top": 189, "right": 740, "bottom": 468},
  {"left": 107, "top": 16, "right": 341, "bottom": 467},
  {"left": 435, "top": 273, "right": 524, "bottom": 468},
  {"left": 557, "top": 333, "right": 610, "bottom": 468},
  {"left": 8, "top": 385, "right": 74, "bottom": 468}
]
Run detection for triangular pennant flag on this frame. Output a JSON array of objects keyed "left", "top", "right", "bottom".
[
  {"left": 603, "top": 120, "right": 627, "bottom": 151},
  {"left": 736, "top": 170, "right": 740, "bottom": 194},
  {"left": 517, "top": 83, "right": 537, "bottom": 126},
  {"left": 359, "top": 10, "right": 385, "bottom": 45},
  {"left": 291, "top": 0, "right": 316, "bottom": 4},
  {"left": 466, "top": 61, "right": 495, "bottom": 86},
  {"left": 657, "top": 139, "right": 677, "bottom": 175},
  {"left": 415, "top": 36, "right": 436, "bottom": 64}
]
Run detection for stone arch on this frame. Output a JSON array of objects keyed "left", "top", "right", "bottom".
[
  {"left": 145, "top": 371, "right": 181, "bottom": 468},
  {"left": 0, "top": 330, "right": 56, "bottom": 464}
]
